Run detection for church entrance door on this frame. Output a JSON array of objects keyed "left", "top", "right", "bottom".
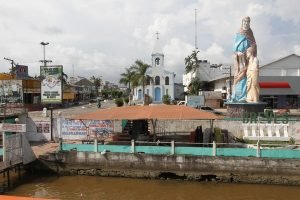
[
  {"left": 154, "top": 87, "right": 161, "bottom": 102},
  {"left": 138, "top": 89, "right": 142, "bottom": 100}
]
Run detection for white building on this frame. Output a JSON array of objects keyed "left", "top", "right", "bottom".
[
  {"left": 133, "top": 38, "right": 175, "bottom": 103},
  {"left": 182, "top": 60, "right": 231, "bottom": 107},
  {"left": 259, "top": 54, "right": 300, "bottom": 108}
]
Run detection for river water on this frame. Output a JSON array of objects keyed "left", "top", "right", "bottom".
[{"left": 6, "top": 175, "right": 300, "bottom": 200}]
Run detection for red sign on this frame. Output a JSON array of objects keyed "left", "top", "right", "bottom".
[{"left": 259, "top": 82, "right": 290, "bottom": 88}]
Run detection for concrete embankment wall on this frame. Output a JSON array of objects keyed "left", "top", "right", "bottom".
[{"left": 36, "top": 151, "right": 300, "bottom": 185}]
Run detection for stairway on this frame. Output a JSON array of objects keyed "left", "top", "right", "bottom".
[{"left": 116, "top": 120, "right": 133, "bottom": 141}]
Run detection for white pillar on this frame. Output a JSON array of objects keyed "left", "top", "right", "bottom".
[
  {"left": 131, "top": 139, "right": 135, "bottom": 153},
  {"left": 256, "top": 141, "right": 260, "bottom": 158},
  {"left": 243, "top": 123, "right": 249, "bottom": 137},
  {"left": 267, "top": 123, "right": 273, "bottom": 137},
  {"left": 283, "top": 124, "right": 289, "bottom": 137},
  {"left": 275, "top": 124, "right": 281, "bottom": 137},
  {"left": 2, "top": 132, "right": 5, "bottom": 164},
  {"left": 259, "top": 123, "right": 265, "bottom": 137},
  {"left": 251, "top": 124, "right": 256, "bottom": 137},
  {"left": 171, "top": 140, "right": 175, "bottom": 155},
  {"left": 94, "top": 139, "right": 98, "bottom": 152},
  {"left": 212, "top": 141, "right": 216, "bottom": 156}
]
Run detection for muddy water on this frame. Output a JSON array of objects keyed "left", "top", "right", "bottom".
[{"left": 6, "top": 176, "right": 300, "bottom": 200}]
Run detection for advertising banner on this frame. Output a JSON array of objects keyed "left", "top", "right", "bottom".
[
  {"left": 61, "top": 119, "right": 114, "bottom": 140},
  {"left": 40, "top": 65, "right": 63, "bottom": 104},
  {"left": 0, "top": 80, "right": 23, "bottom": 104}
]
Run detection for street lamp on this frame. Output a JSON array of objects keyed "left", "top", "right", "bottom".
[
  {"left": 40, "top": 42, "right": 54, "bottom": 141},
  {"left": 40, "top": 42, "right": 52, "bottom": 66},
  {"left": 4, "top": 57, "right": 16, "bottom": 76}
]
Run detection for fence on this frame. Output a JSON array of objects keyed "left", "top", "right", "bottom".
[{"left": 60, "top": 140, "right": 300, "bottom": 159}]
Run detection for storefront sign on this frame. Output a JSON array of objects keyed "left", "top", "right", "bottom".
[{"left": 0, "top": 123, "right": 26, "bottom": 132}]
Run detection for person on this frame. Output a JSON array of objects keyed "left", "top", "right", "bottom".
[
  {"left": 97, "top": 97, "right": 101, "bottom": 108},
  {"left": 246, "top": 47, "right": 260, "bottom": 102},
  {"left": 231, "top": 16, "right": 257, "bottom": 102}
]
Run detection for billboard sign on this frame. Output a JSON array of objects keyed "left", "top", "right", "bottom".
[
  {"left": 186, "top": 95, "right": 205, "bottom": 108},
  {"left": 0, "top": 80, "right": 23, "bottom": 104},
  {"left": 40, "top": 65, "right": 63, "bottom": 104},
  {"left": 61, "top": 119, "right": 114, "bottom": 140},
  {"left": 16, "top": 65, "right": 28, "bottom": 79}
]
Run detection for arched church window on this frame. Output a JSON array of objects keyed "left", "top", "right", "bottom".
[
  {"left": 155, "top": 58, "right": 160, "bottom": 66},
  {"left": 146, "top": 77, "right": 151, "bottom": 85},
  {"left": 165, "top": 76, "right": 169, "bottom": 85},
  {"left": 155, "top": 76, "right": 160, "bottom": 85}
]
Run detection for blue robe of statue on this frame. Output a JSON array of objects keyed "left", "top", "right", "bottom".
[{"left": 230, "top": 33, "right": 250, "bottom": 102}]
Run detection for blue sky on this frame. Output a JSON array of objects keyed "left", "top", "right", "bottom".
[{"left": 0, "top": 0, "right": 299, "bottom": 83}]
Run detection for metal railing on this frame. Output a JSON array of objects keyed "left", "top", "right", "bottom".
[{"left": 60, "top": 139, "right": 300, "bottom": 159}]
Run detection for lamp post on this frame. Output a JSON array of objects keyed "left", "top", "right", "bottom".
[
  {"left": 4, "top": 57, "right": 15, "bottom": 76},
  {"left": 40, "top": 42, "right": 53, "bottom": 141},
  {"left": 40, "top": 42, "right": 52, "bottom": 66}
]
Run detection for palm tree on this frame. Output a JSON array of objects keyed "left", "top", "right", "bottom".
[
  {"left": 185, "top": 50, "right": 200, "bottom": 73},
  {"left": 131, "top": 60, "right": 151, "bottom": 100},
  {"left": 119, "top": 67, "right": 135, "bottom": 104},
  {"left": 90, "top": 76, "right": 102, "bottom": 97}
]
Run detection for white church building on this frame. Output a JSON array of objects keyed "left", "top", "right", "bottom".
[{"left": 133, "top": 37, "right": 175, "bottom": 103}]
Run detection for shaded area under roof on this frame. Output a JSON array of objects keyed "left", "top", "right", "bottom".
[{"left": 68, "top": 105, "right": 222, "bottom": 121}]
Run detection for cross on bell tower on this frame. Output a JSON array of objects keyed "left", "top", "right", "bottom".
[{"left": 155, "top": 31, "right": 160, "bottom": 40}]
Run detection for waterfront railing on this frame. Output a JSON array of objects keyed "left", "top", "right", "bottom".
[{"left": 59, "top": 140, "right": 300, "bottom": 159}]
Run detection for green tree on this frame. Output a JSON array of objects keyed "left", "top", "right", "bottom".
[
  {"left": 188, "top": 77, "right": 206, "bottom": 95},
  {"left": 131, "top": 60, "right": 151, "bottom": 100},
  {"left": 90, "top": 76, "right": 102, "bottom": 96},
  {"left": 119, "top": 67, "right": 135, "bottom": 103},
  {"left": 185, "top": 50, "right": 200, "bottom": 74}
]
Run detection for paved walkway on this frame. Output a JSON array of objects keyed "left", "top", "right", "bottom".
[{"left": 30, "top": 142, "right": 59, "bottom": 158}]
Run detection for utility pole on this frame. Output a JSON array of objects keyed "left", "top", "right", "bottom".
[
  {"left": 222, "top": 66, "right": 232, "bottom": 98},
  {"left": 195, "top": 8, "right": 198, "bottom": 50}
]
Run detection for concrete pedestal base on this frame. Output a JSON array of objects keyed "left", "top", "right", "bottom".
[{"left": 225, "top": 102, "right": 267, "bottom": 118}]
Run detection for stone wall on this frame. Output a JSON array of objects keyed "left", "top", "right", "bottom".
[{"left": 37, "top": 151, "right": 300, "bottom": 185}]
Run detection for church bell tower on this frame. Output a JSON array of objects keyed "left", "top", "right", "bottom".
[{"left": 151, "top": 32, "right": 164, "bottom": 68}]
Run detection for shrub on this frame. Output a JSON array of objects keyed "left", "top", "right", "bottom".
[
  {"left": 124, "top": 97, "right": 129, "bottom": 104},
  {"left": 162, "top": 95, "right": 171, "bottom": 105},
  {"left": 115, "top": 98, "right": 124, "bottom": 107}
]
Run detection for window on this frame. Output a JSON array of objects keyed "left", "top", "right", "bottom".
[
  {"left": 155, "top": 57, "right": 160, "bottom": 66},
  {"left": 146, "top": 77, "right": 151, "bottom": 85},
  {"left": 166, "top": 89, "right": 168, "bottom": 95},
  {"left": 165, "top": 76, "right": 169, "bottom": 85},
  {"left": 155, "top": 76, "right": 160, "bottom": 85}
]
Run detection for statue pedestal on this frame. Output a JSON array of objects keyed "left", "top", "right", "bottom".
[{"left": 225, "top": 102, "right": 267, "bottom": 118}]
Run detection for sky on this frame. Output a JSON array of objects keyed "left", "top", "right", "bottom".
[{"left": 0, "top": 0, "right": 300, "bottom": 83}]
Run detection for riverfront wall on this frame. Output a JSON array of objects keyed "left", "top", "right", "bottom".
[{"left": 37, "top": 151, "right": 300, "bottom": 185}]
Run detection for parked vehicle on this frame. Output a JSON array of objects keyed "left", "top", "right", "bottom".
[
  {"left": 177, "top": 101, "right": 186, "bottom": 106},
  {"left": 198, "top": 106, "right": 222, "bottom": 115}
]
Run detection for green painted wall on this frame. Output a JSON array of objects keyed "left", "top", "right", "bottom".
[{"left": 61, "top": 144, "right": 300, "bottom": 159}]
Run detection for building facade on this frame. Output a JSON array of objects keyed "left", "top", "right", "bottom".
[
  {"left": 259, "top": 54, "right": 300, "bottom": 109},
  {"left": 133, "top": 38, "right": 175, "bottom": 103}
]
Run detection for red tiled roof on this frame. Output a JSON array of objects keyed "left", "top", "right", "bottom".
[{"left": 69, "top": 105, "right": 221, "bottom": 121}]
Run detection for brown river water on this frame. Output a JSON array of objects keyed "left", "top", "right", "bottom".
[{"left": 6, "top": 175, "right": 300, "bottom": 200}]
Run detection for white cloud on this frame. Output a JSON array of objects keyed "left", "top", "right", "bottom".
[{"left": 0, "top": 0, "right": 299, "bottom": 83}]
